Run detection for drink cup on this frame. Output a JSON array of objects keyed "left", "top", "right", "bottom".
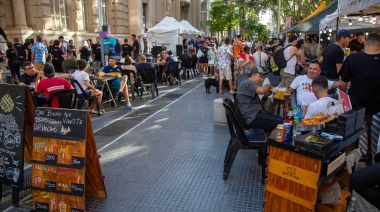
[{"left": 98, "top": 72, "right": 104, "bottom": 79}]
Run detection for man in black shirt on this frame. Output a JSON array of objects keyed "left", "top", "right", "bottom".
[
  {"left": 121, "top": 38, "right": 133, "bottom": 58},
  {"left": 321, "top": 29, "right": 352, "bottom": 81},
  {"left": 69, "top": 40, "right": 77, "bottom": 58},
  {"left": 14, "top": 38, "right": 27, "bottom": 66},
  {"left": 91, "top": 37, "right": 102, "bottom": 72},
  {"left": 339, "top": 32, "right": 380, "bottom": 116},
  {"left": 19, "top": 61, "right": 39, "bottom": 86},
  {"left": 131, "top": 34, "right": 140, "bottom": 61},
  {"left": 349, "top": 31, "right": 365, "bottom": 51},
  {"left": 19, "top": 61, "right": 47, "bottom": 106}
]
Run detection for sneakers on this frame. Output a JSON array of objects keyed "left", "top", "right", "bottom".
[
  {"left": 118, "top": 91, "right": 123, "bottom": 102},
  {"left": 126, "top": 104, "right": 132, "bottom": 110}
]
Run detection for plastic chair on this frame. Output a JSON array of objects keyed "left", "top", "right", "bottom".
[
  {"left": 47, "top": 89, "right": 75, "bottom": 109},
  {"left": 137, "top": 68, "right": 159, "bottom": 99},
  {"left": 122, "top": 69, "right": 140, "bottom": 100},
  {"left": 72, "top": 79, "right": 101, "bottom": 115},
  {"left": 222, "top": 98, "right": 267, "bottom": 182},
  {"left": 181, "top": 59, "right": 193, "bottom": 79},
  {"left": 168, "top": 62, "right": 182, "bottom": 85}
]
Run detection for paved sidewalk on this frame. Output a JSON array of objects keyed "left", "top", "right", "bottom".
[{"left": 84, "top": 79, "right": 265, "bottom": 211}]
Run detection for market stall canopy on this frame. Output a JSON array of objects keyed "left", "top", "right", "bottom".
[
  {"left": 148, "top": 16, "right": 194, "bottom": 35},
  {"left": 320, "top": 9, "right": 380, "bottom": 31},
  {"left": 302, "top": 1, "right": 327, "bottom": 22},
  {"left": 179, "top": 20, "right": 204, "bottom": 35},
  {"left": 281, "top": 0, "right": 337, "bottom": 34},
  {"left": 338, "top": 0, "right": 380, "bottom": 17}
]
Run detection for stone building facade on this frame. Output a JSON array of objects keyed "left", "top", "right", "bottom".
[{"left": 0, "top": 0, "right": 205, "bottom": 47}]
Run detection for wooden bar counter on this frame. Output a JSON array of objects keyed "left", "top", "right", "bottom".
[{"left": 264, "top": 128, "right": 364, "bottom": 212}]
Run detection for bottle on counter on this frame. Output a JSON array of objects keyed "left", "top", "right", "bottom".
[
  {"left": 297, "top": 104, "right": 303, "bottom": 123},
  {"left": 293, "top": 105, "right": 299, "bottom": 126},
  {"left": 285, "top": 108, "right": 294, "bottom": 126}
]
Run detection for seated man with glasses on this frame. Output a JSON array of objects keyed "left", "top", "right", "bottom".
[{"left": 19, "top": 61, "right": 48, "bottom": 106}]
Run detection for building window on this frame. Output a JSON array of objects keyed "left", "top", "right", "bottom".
[
  {"left": 82, "top": 0, "right": 88, "bottom": 30},
  {"left": 51, "top": 0, "right": 70, "bottom": 29},
  {"left": 143, "top": 3, "right": 147, "bottom": 28},
  {"left": 102, "top": 0, "right": 108, "bottom": 27}
]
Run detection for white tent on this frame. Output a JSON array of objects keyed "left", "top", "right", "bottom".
[
  {"left": 338, "top": 0, "right": 380, "bottom": 16},
  {"left": 147, "top": 16, "right": 195, "bottom": 55},
  {"left": 179, "top": 20, "right": 203, "bottom": 35},
  {"left": 319, "top": 9, "right": 380, "bottom": 31}
]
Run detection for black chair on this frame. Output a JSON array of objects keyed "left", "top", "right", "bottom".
[
  {"left": 71, "top": 79, "right": 101, "bottom": 115},
  {"left": 222, "top": 98, "right": 267, "bottom": 182},
  {"left": 122, "top": 69, "right": 140, "bottom": 100},
  {"left": 190, "top": 56, "right": 199, "bottom": 77},
  {"left": 137, "top": 68, "right": 158, "bottom": 99},
  {"left": 168, "top": 62, "right": 182, "bottom": 86},
  {"left": 47, "top": 89, "right": 75, "bottom": 109},
  {"left": 181, "top": 59, "right": 193, "bottom": 79}
]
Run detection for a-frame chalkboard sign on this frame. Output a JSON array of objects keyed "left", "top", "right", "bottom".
[
  {"left": 31, "top": 107, "right": 106, "bottom": 212},
  {"left": 0, "top": 84, "right": 35, "bottom": 206}
]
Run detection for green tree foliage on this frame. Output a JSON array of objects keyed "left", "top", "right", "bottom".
[
  {"left": 207, "top": 0, "right": 239, "bottom": 36},
  {"left": 240, "top": 12, "right": 270, "bottom": 41}
]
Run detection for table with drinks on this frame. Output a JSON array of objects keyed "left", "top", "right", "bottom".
[
  {"left": 91, "top": 72, "right": 117, "bottom": 107},
  {"left": 264, "top": 108, "right": 366, "bottom": 212}
]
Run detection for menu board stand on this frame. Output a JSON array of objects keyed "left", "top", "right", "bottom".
[
  {"left": 0, "top": 84, "right": 35, "bottom": 207},
  {"left": 31, "top": 107, "right": 106, "bottom": 211}
]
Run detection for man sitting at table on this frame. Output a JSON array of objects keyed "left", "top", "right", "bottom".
[
  {"left": 236, "top": 67, "right": 284, "bottom": 136},
  {"left": 102, "top": 57, "right": 132, "bottom": 110},
  {"left": 135, "top": 54, "right": 156, "bottom": 84},
  {"left": 19, "top": 61, "right": 48, "bottom": 106},
  {"left": 288, "top": 61, "right": 339, "bottom": 106},
  {"left": 303, "top": 76, "right": 342, "bottom": 119},
  {"left": 35, "top": 63, "right": 73, "bottom": 108},
  {"left": 62, "top": 51, "right": 78, "bottom": 73}
]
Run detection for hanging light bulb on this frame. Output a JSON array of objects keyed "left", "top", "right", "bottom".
[
  {"left": 349, "top": 20, "right": 352, "bottom": 25},
  {"left": 323, "top": 30, "right": 326, "bottom": 33},
  {"left": 359, "top": 17, "right": 363, "bottom": 21},
  {"left": 329, "top": 27, "right": 332, "bottom": 32},
  {"left": 320, "top": 30, "right": 322, "bottom": 34},
  {"left": 366, "top": 32, "right": 369, "bottom": 36},
  {"left": 328, "top": 37, "right": 331, "bottom": 40},
  {"left": 320, "top": 38, "right": 323, "bottom": 41}
]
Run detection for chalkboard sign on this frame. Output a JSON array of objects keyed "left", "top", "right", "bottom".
[
  {"left": 33, "top": 108, "right": 87, "bottom": 141},
  {"left": 0, "top": 85, "right": 27, "bottom": 188}
]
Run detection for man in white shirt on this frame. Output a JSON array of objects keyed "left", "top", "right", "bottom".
[
  {"left": 289, "top": 61, "right": 338, "bottom": 106},
  {"left": 304, "top": 75, "right": 342, "bottom": 118},
  {"left": 59, "top": 36, "right": 68, "bottom": 56}
]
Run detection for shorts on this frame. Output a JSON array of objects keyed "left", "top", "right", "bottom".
[
  {"left": 78, "top": 91, "right": 92, "bottom": 98},
  {"left": 280, "top": 69, "right": 295, "bottom": 88},
  {"left": 0, "top": 62, "right": 3, "bottom": 69},
  {"left": 247, "top": 111, "right": 284, "bottom": 132},
  {"left": 219, "top": 67, "right": 232, "bottom": 80},
  {"left": 34, "top": 63, "right": 45, "bottom": 72},
  {"left": 110, "top": 78, "right": 123, "bottom": 91}
]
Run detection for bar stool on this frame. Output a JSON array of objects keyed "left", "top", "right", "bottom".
[
  {"left": 271, "top": 97, "right": 292, "bottom": 117},
  {"left": 359, "top": 115, "right": 373, "bottom": 166}
]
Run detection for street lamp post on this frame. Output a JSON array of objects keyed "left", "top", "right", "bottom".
[
  {"left": 98, "top": 0, "right": 105, "bottom": 70},
  {"left": 277, "top": 0, "right": 281, "bottom": 38}
]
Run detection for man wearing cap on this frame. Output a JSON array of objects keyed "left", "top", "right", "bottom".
[
  {"left": 194, "top": 35, "right": 204, "bottom": 54},
  {"left": 35, "top": 64, "right": 73, "bottom": 108},
  {"left": 102, "top": 57, "right": 132, "bottom": 110},
  {"left": 339, "top": 32, "right": 380, "bottom": 116},
  {"left": 349, "top": 31, "right": 365, "bottom": 51},
  {"left": 321, "top": 29, "right": 352, "bottom": 81},
  {"left": 237, "top": 67, "right": 284, "bottom": 136}
]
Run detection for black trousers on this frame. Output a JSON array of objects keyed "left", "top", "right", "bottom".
[
  {"left": 349, "top": 152, "right": 380, "bottom": 210},
  {"left": 8, "top": 61, "right": 20, "bottom": 80}
]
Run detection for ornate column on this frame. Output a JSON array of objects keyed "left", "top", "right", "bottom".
[{"left": 12, "top": 0, "right": 28, "bottom": 27}]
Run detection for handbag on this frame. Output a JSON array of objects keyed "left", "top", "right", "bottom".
[
  {"left": 295, "top": 64, "right": 304, "bottom": 75},
  {"left": 208, "top": 59, "right": 214, "bottom": 65}
]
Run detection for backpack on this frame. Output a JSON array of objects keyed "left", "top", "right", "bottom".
[{"left": 273, "top": 45, "right": 294, "bottom": 69}]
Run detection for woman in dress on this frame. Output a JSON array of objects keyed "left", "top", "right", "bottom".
[
  {"left": 72, "top": 59, "right": 104, "bottom": 114},
  {"left": 295, "top": 39, "right": 309, "bottom": 75},
  {"left": 208, "top": 43, "right": 217, "bottom": 76},
  {"left": 120, "top": 55, "right": 137, "bottom": 85}
]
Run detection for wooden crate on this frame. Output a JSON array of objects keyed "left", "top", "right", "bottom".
[{"left": 264, "top": 146, "right": 322, "bottom": 212}]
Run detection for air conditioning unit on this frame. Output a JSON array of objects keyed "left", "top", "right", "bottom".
[{"left": 180, "top": 0, "right": 191, "bottom": 6}]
